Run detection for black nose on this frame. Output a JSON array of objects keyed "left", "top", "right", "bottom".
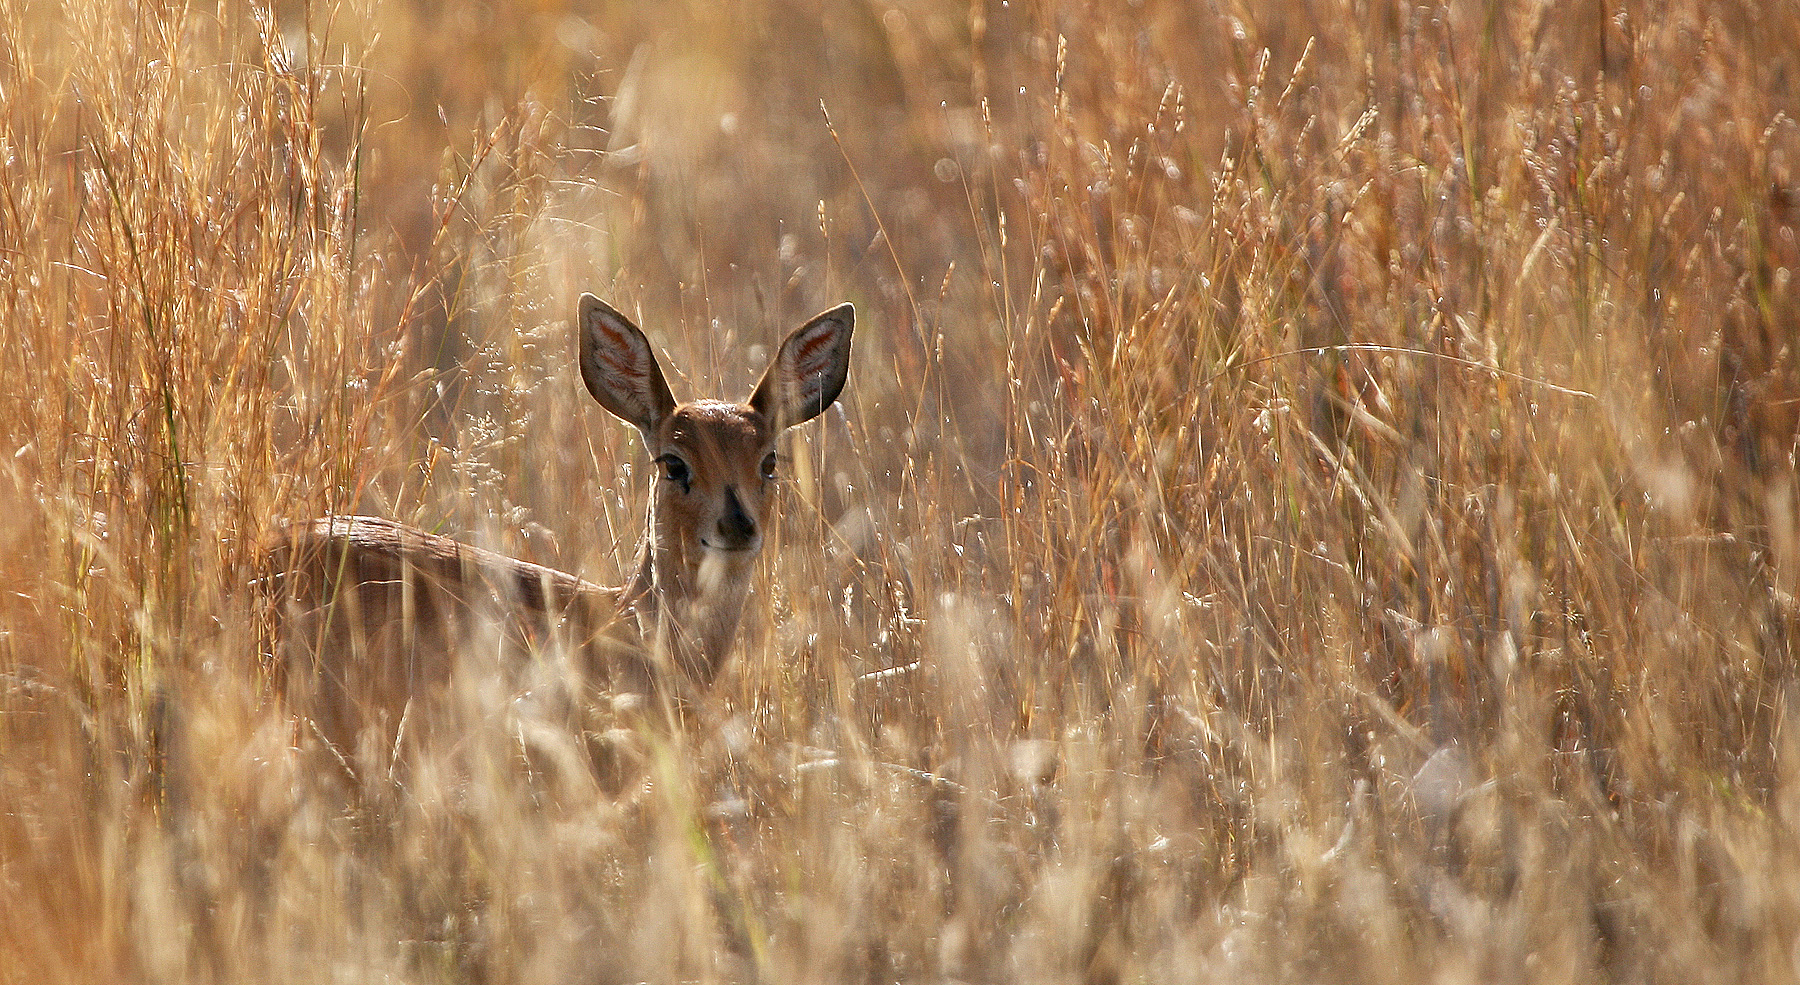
[{"left": 716, "top": 487, "right": 757, "bottom": 549}]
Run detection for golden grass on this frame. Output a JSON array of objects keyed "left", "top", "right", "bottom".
[{"left": 4, "top": 0, "right": 1800, "bottom": 981}]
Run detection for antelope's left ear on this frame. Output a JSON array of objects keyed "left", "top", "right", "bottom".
[
  {"left": 749, "top": 303, "right": 854, "bottom": 430},
  {"left": 578, "top": 293, "right": 678, "bottom": 440}
]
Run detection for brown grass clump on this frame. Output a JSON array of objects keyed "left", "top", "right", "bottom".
[{"left": 4, "top": 1, "right": 1800, "bottom": 981}]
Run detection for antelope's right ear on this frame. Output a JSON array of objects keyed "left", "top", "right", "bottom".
[
  {"left": 749, "top": 303, "right": 854, "bottom": 431},
  {"left": 578, "top": 294, "right": 677, "bottom": 437}
]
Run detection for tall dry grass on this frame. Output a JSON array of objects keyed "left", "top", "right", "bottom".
[{"left": 3, "top": 0, "right": 1799, "bottom": 981}]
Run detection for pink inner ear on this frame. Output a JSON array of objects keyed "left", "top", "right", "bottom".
[
  {"left": 599, "top": 343, "right": 638, "bottom": 382},
  {"left": 789, "top": 323, "right": 838, "bottom": 378},
  {"left": 594, "top": 326, "right": 647, "bottom": 385}
]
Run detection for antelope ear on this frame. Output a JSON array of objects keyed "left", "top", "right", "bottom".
[
  {"left": 749, "top": 303, "right": 854, "bottom": 430},
  {"left": 578, "top": 294, "right": 677, "bottom": 437}
]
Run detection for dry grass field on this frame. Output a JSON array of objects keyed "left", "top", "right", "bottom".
[{"left": 4, "top": 0, "right": 1800, "bottom": 981}]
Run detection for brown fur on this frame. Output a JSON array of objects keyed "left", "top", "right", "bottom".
[
  {"left": 272, "top": 516, "right": 653, "bottom": 773},
  {"left": 633, "top": 400, "right": 778, "bottom": 682},
  {"left": 271, "top": 296, "right": 853, "bottom": 782}
]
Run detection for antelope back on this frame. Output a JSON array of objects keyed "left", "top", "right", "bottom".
[
  {"left": 272, "top": 516, "right": 653, "bottom": 767},
  {"left": 274, "top": 295, "right": 855, "bottom": 781}
]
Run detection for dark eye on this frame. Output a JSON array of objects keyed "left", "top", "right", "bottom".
[
  {"left": 760, "top": 452, "right": 778, "bottom": 481},
  {"left": 658, "top": 454, "right": 691, "bottom": 489}
]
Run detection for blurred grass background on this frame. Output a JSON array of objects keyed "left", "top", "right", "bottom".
[{"left": 4, "top": 0, "right": 1800, "bottom": 981}]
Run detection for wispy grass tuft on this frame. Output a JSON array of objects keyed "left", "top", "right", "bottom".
[{"left": 3, "top": 1, "right": 1799, "bottom": 982}]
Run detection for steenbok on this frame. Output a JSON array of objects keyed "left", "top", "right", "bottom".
[{"left": 273, "top": 294, "right": 853, "bottom": 781}]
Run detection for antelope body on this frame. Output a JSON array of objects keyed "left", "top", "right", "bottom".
[{"left": 275, "top": 294, "right": 853, "bottom": 774}]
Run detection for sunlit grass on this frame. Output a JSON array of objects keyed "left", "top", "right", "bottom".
[{"left": 3, "top": 1, "right": 1799, "bottom": 981}]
